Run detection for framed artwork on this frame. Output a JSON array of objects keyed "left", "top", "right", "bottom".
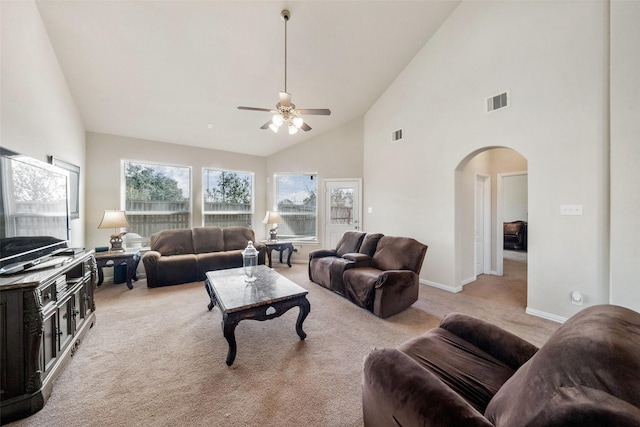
[{"left": 50, "top": 156, "right": 80, "bottom": 219}]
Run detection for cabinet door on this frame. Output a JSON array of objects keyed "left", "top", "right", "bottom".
[
  {"left": 73, "top": 285, "right": 85, "bottom": 330},
  {"left": 42, "top": 310, "right": 58, "bottom": 376},
  {"left": 57, "top": 296, "right": 74, "bottom": 351}
]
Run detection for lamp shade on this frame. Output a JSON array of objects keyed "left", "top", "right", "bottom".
[
  {"left": 98, "top": 210, "right": 130, "bottom": 229},
  {"left": 262, "top": 211, "right": 282, "bottom": 225}
]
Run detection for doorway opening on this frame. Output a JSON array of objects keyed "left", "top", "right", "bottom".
[{"left": 455, "top": 147, "right": 528, "bottom": 309}]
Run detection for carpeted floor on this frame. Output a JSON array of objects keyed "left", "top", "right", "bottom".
[{"left": 10, "top": 261, "right": 558, "bottom": 427}]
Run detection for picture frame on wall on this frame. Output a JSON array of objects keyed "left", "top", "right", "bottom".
[{"left": 50, "top": 156, "right": 80, "bottom": 219}]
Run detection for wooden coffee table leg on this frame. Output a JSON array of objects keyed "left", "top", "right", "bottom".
[
  {"left": 222, "top": 314, "right": 239, "bottom": 366},
  {"left": 296, "top": 297, "right": 311, "bottom": 340}
]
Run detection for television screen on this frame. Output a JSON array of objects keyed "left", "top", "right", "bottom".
[{"left": 0, "top": 148, "right": 70, "bottom": 273}]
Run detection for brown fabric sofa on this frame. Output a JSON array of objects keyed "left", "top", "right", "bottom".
[
  {"left": 142, "top": 226, "right": 266, "bottom": 287},
  {"left": 362, "top": 304, "right": 640, "bottom": 426},
  {"left": 309, "top": 233, "right": 427, "bottom": 318}
]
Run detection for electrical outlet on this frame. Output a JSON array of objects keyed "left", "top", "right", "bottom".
[{"left": 571, "top": 291, "right": 583, "bottom": 306}]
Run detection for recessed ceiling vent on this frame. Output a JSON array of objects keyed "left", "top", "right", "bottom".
[
  {"left": 487, "top": 91, "right": 509, "bottom": 112},
  {"left": 392, "top": 128, "right": 403, "bottom": 142}
]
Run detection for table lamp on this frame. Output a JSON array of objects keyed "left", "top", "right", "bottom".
[
  {"left": 262, "top": 211, "right": 282, "bottom": 241},
  {"left": 98, "top": 210, "right": 131, "bottom": 252}
]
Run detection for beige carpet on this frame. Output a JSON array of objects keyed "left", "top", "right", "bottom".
[{"left": 10, "top": 262, "right": 558, "bottom": 427}]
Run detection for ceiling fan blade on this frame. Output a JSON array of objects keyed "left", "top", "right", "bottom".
[
  {"left": 238, "top": 106, "right": 275, "bottom": 113},
  {"left": 296, "top": 108, "right": 331, "bottom": 116},
  {"left": 300, "top": 122, "right": 312, "bottom": 132},
  {"left": 260, "top": 120, "right": 272, "bottom": 130},
  {"left": 279, "top": 92, "right": 291, "bottom": 107}
]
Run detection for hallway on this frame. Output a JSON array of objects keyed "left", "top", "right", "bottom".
[{"left": 462, "top": 250, "right": 527, "bottom": 308}]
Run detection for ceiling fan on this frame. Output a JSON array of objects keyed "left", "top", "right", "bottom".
[{"left": 237, "top": 10, "right": 331, "bottom": 135}]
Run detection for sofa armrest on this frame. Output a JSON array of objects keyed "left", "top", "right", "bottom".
[
  {"left": 439, "top": 313, "right": 539, "bottom": 370},
  {"left": 363, "top": 348, "right": 493, "bottom": 427},
  {"left": 342, "top": 253, "right": 372, "bottom": 268},
  {"left": 141, "top": 251, "right": 161, "bottom": 287},
  {"left": 309, "top": 248, "right": 338, "bottom": 259}
]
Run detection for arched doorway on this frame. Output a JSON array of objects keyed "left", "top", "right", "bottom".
[{"left": 455, "top": 146, "right": 528, "bottom": 308}]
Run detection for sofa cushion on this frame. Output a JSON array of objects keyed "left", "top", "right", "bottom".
[
  {"left": 335, "top": 231, "right": 366, "bottom": 257},
  {"left": 192, "top": 226, "right": 224, "bottom": 253},
  {"left": 149, "top": 253, "right": 198, "bottom": 286},
  {"left": 150, "top": 228, "right": 194, "bottom": 256},
  {"left": 371, "top": 236, "right": 427, "bottom": 272},
  {"left": 222, "top": 226, "right": 256, "bottom": 251},
  {"left": 485, "top": 305, "right": 640, "bottom": 426},
  {"left": 398, "top": 328, "right": 516, "bottom": 413},
  {"left": 359, "top": 233, "right": 383, "bottom": 257}
]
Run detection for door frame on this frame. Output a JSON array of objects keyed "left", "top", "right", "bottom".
[
  {"left": 323, "top": 178, "right": 362, "bottom": 248},
  {"left": 475, "top": 173, "right": 491, "bottom": 276},
  {"left": 496, "top": 171, "right": 528, "bottom": 276}
]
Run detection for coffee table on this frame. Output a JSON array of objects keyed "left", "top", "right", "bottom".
[{"left": 204, "top": 265, "right": 311, "bottom": 366}]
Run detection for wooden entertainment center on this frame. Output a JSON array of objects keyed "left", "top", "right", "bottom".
[{"left": 0, "top": 251, "right": 96, "bottom": 423}]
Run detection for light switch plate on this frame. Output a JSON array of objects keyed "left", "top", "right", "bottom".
[{"left": 560, "top": 204, "right": 583, "bottom": 216}]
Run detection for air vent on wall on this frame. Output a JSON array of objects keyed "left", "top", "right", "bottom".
[
  {"left": 392, "top": 128, "right": 403, "bottom": 142},
  {"left": 487, "top": 91, "right": 509, "bottom": 112}
]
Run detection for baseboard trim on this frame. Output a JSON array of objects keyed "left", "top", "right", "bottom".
[
  {"left": 421, "top": 279, "right": 462, "bottom": 293},
  {"left": 460, "top": 276, "right": 476, "bottom": 286},
  {"left": 526, "top": 307, "right": 567, "bottom": 323}
]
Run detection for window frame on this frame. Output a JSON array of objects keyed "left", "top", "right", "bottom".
[
  {"left": 274, "top": 172, "right": 318, "bottom": 243},
  {"left": 121, "top": 160, "right": 192, "bottom": 237},
  {"left": 202, "top": 168, "right": 255, "bottom": 228}
]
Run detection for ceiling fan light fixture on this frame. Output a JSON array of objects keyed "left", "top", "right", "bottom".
[
  {"left": 288, "top": 123, "right": 298, "bottom": 135},
  {"left": 269, "top": 123, "right": 280, "bottom": 133},
  {"left": 272, "top": 114, "right": 284, "bottom": 126},
  {"left": 292, "top": 116, "right": 304, "bottom": 129}
]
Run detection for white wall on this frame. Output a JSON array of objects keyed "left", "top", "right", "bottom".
[
  {"left": 610, "top": 1, "right": 640, "bottom": 313},
  {"left": 1, "top": 0, "right": 86, "bottom": 247},
  {"left": 86, "top": 132, "right": 266, "bottom": 252},
  {"left": 364, "top": 1, "right": 611, "bottom": 319}
]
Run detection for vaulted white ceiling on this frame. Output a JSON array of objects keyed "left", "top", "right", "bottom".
[{"left": 36, "top": 1, "right": 460, "bottom": 157}]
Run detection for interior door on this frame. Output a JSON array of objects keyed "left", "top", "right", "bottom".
[{"left": 324, "top": 179, "right": 361, "bottom": 248}]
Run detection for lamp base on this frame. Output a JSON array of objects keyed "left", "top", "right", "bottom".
[
  {"left": 109, "top": 233, "right": 127, "bottom": 252},
  {"left": 269, "top": 229, "right": 278, "bottom": 241}
]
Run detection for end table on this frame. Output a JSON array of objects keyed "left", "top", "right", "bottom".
[
  {"left": 263, "top": 241, "right": 295, "bottom": 268},
  {"left": 94, "top": 250, "right": 141, "bottom": 289}
]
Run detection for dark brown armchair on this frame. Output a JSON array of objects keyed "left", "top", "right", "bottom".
[
  {"left": 503, "top": 220, "right": 527, "bottom": 250},
  {"left": 362, "top": 305, "right": 640, "bottom": 426}
]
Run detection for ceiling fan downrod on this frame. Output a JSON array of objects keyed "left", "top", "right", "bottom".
[{"left": 281, "top": 10, "right": 289, "bottom": 94}]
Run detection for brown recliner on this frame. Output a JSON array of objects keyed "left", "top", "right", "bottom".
[
  {"left": 308, "top": 231, "right": 383, "bottom": 295},
  {"left": 362, "top": 305, "right": 640, "bottom": 427},
  {"left": 343, "top": 236, "right": 427, "bottom": 318}
]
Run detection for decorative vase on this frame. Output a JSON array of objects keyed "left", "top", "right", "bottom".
[{"left": 242, "top": 241, "right": 258, "bottom": 282}]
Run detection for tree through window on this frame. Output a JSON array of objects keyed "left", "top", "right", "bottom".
[
  {"left": 124, "top": 161, "right": 191, "bottom": 237},
  {"left": 203, "top": 169, "right": 253, "bottom": 227}
]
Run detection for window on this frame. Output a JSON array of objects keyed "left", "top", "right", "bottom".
[
  {"left": 203, "top": 169, "right": 253, "bottom": 227},
  {"left": 275, "top": 174, "right": 317, "bottom": 241},
  {"left": 124, "top": 161, "right": 191, "bottom": 236}
]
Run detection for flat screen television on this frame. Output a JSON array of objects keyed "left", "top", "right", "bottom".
[{"left": 0, "top": 148, "right": 70, "bottom": 275}]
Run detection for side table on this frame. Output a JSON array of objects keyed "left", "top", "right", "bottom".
[
  {"left": 263, "top": 241, "right": 295, "bottom": 268},
  {"left": 94, "top": 250, "right": 141, "bottom": 289}
]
